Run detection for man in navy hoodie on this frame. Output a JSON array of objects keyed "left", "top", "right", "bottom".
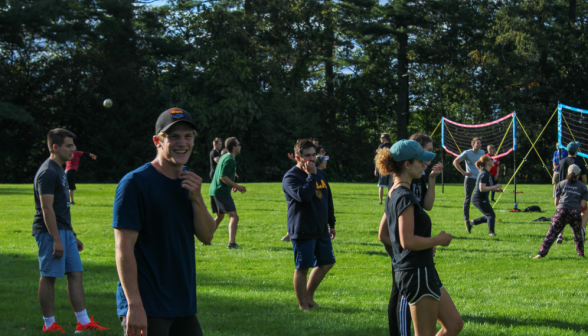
[{"left": 282, "top": 139, "right": 336, "bottom": 311}]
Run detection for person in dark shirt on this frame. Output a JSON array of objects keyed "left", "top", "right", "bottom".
[
  {"left": 113, "top": 108, "right": 216, "bottom": 336},
  {"left": 209, "top": 137, "right": 223, "bottom": 181},
  {"left": 282, "top": 139, "right": 336, "bottom": 311},
  {"left": 376, "top": 139, "right": 462, "bottom": 336},
  {"left": 534, "top": 164, "right": 587, "bottom": 259},
  {"left": 33, "top": 128, "right": 107, "bottom": 333},
  {"left": 466, "top": 155, "right": 503, "bottom": 236},
  {"left": 376, "top": 133, "right": 393, "bottom": 204},
  {"left": 557, "top": 141, "right": 588, "bottom": 242}
]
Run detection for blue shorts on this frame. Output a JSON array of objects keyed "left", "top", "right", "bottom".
[
  {"left": 292, "top": 237, "right": 336, "bottom": 269},
  {"left": 35, "top": 230, "right": 83, "bottom": 278}
]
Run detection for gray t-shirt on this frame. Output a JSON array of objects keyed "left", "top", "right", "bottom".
[
  {"left": 32, "top": 158, "right": 72, "bottom": 235},
  {"left": 458, "top": 149, "right": 486, "bottom": 179},
  {"left": 555, "top": 180, "right": 588, "bottom": 210}
]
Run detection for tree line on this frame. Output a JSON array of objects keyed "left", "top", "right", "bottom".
[{"left": 1, "top": 0, "right": 587, "bottom": 184}]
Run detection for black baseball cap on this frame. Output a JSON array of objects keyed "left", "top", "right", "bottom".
[{"left": 155, "top": 108, "right": 197, "bottom": 135}]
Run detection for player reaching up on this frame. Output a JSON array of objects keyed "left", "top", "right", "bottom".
[{"left": 65, "top": 147, "right": 97, "bottom": 205}]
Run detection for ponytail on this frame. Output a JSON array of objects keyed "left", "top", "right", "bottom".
[
  {"left": 476, "top": 155, "right": 492, "bottom": 171},
  {"left": 567, "top": 172, "right": 578, "bottom": 184}
]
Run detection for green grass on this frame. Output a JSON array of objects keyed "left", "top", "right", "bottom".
[{"left": 1, "top": 183, "right": 587, "bottom": 335}]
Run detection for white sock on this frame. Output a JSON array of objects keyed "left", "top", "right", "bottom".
[
  {"left": 43, "top": 316, "right": 55, "bottom": 329},
  {"left": 75, "top": 309, "right": 91, "bottom": 325}
]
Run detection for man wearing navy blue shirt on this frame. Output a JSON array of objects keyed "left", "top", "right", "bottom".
[
  {"left": 282, "top": 139, "right": 336, "bottom": 311},
  {"left": 113, "top": 108, "right": 216, "bottom": 336}
]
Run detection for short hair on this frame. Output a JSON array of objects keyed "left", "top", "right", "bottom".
[
  {"left": 225, "top": 137, "right": 238, "bottom": 153},
  {"left": 409, "top": 133, "right": 432, "bottom": 148},
  {"left": 316, "top": 145, "right": 325, "bottom": 153},
  {"left": 213, "top": 137, "right": 222, "bottom": 145},
  {"left": 313, "top": 138, "right": 319, "bottom": 142},
  {"left": 47, "top": 128, "right": 76, "bottom": 153},
  {"left": 471, "top": 137, "right": 482, "bottom": 145},
  {"left": 487, "top": 145, "right": 496, "bottom": 152},
  {"left": 381, "top": 133, "right": 390, "bottom": 141},
  {"left": 295, "top": 139, "right": 317, "bottom": 157}
]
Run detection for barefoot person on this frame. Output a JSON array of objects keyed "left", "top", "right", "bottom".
[
  {"left": 210, "top": 137, "right": 246, "bottom": 249},
  {"left": 466, "top": 155, "right": 503, "bottom": 236},
  {"left": 283, "top": 139, "right": 336, "bottom": 311},
  {"left": 378, "top": 133, "right": 443, "bottom": 336},
  {"left": 379, "top": 139, "right": 463, "bottom": 336},
  {"left": 113, "top": 108, "right": 216, "bottom": 336},
  {"left": 534, "top": 164, "right": 586, "bottom": 259},
  {"left": 65, "top": 147, "right": 97, "bottom": 205},
  {"left": 33, "top": 128, "right": 107, "bottom": 333}
]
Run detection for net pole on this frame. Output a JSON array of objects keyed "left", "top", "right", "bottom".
[
  {"left": 441, "top": 118, "right": 445, "bottom": 193},
  {"left": 513, "top": 112, "right": 519, "bottom": 211}
]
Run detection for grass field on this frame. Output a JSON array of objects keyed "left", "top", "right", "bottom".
[{"left": 1, "top": 182, "right": 587, "bottom": 335}]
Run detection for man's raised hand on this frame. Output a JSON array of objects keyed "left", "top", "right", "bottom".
[
  {"left": 180, "top": 171, "right": 203, "bottom": 202},
  {"left": 304, "top": 161, "right": 317, "bottom": 174}
]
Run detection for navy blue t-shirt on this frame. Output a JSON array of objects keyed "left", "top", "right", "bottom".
[
  {"left": 32, "top": 158, "right": 72, "bottom": 235},
  {"left": 112, "top": 163, "right": 196, "bottom": 318}
]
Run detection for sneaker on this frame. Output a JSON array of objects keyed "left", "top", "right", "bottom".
[
  {"left": 42, "top": 322, "right": 65, "bottom": 333},
  {"left": 201, "top": 242, "right": 211, "bottom": 246},
  {"left": 227, "top": 243, "right": 241, "bottom": 249},
  {"left": 75, "top": 317, "right": 108, "bottom": 333},
  {"left": 465, "top": 220, "right": 472, "bottom": 234},
  {"left": 557, "top": 234, "right": 563, "bottom": 244},
  {"left": 70, "top": 202, "right": 76, "bottom": 205},
  {"left": 281, "top": 235, "right": 291, "bottom": 242},
  {"left": 489, "top": 233, "right": 496, "bottom": 237}
]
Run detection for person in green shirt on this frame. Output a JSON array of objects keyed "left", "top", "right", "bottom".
[{"left": 209, "top": 137, "right": 246, "bottom": 249}]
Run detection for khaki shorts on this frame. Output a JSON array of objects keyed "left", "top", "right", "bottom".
[{"left": 552, "top": 172, "right": 560, "bottom": 185}]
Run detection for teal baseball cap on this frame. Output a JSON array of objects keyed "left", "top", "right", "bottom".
[
  {"left": 567, "top": 141, "right": 581, "bottom": 152},
  {"left": 390, "top": 140, "right": 436, "bottom": 162}
]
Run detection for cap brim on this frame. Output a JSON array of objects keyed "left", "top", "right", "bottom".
[
  {"left": 417, "top": 151, "right": 436, "bottom": 162},
  {"left": 158, "top": 120, "right": 197, "bottom": 134}
]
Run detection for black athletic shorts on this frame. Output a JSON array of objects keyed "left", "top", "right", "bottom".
[
  {"left": 395, "top": 266, "right": 443, "bottom": 306},
  {"left": 119, "top": 314, "right": 203, "bottom": 336},
  {"left": 65, "top": 169, "right": 77, "bottom": 190},
  {"left": 210, "top": 196, "right": 236, "bottom": 214}
]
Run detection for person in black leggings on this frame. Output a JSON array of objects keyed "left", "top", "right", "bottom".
[{"left": 466, "top": 155, "right": 503, "bottom": 236}]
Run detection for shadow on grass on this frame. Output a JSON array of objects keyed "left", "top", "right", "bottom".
[
  {"left": 361, "top": 251, "right": 389, "bottom": 257},
  {"left": 0, "top": 188, "right": 33, "bottom": 195},
  {"left": 462, "top": 314, "right": 587, "bottom": 333}
]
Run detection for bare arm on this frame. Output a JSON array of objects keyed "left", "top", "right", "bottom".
[
  {"left": 583, "top": 175, "right": 587, "bottom": 184},
  {"left": 582, "top": 199, "right": 587, "bottom": 209},
  {"left": 179, "top": 171, "right": 217, "bottom": 243},
  {"left": 422, "top": 163, "right": 443, "bottom": 211},
  {"left": 220, "top": 176, "right": 246, "bottom": 192},
  {"left": 40, "top": 195, "right": 64, "bottom": 258},
  {"left": 114, "top": 228, "right": 148, "bottom": 336},
  {"left": 399, "top": 205, "right": 451, "bottom": 250},
  {"left": 378, "top": 213, "right": 391, "bottom": 246},
  {"left": 479, "top": 182, "right": 502, "bottom": 192},
  {"left": 214, "top": 157, "right": 220, "bottom": 163},
  {"left": 554, "top": 196, "right": 560, "bottom": 207}
]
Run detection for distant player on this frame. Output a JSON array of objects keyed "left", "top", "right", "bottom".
[
  {"left": 283, "top": 139, "right": 336, "bottom": 311},
  {"left": 33, "top": 128, "right": 107, "bottom": 333},
  {"left": 552, "top": 143, "right": 568, "bottom": 190},
  {"left": 210, "top": 137, "right": 247, "bottom": 249},
  {"left": 376, "top": 133, "right": 392, "bottom": 204},
  {"left": 209, "top": 137, "right": 223, "bottom": 181},
  {"left": 113, "top": 108, "right": 216, "bottom": 336},
  {"left": 487, "top": 145, "right": 500, "bottom": 202},
  {"left": 65, "top": 147, "right": 97, "bottom": 205},
  {"left": 557, "top": 141, "right": 587, "bottom": 242},
  {"left": 466, "top": 155, "right": 503, "bottom": 236},
  {"left": 453, "top": 137, "right": 485, "bottom": 230}
]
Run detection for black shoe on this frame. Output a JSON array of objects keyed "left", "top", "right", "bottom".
[
  {"left": 465, "top": 220, "right": 472, "bottom": 234},
  {"left": 491, "top": 199, "right": 496, "bottom": 202},
  {"left": 227, "top": 243, "right": 241, "bottom": 249}
]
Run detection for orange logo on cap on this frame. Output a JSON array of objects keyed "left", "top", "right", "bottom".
[{"left": 170, "top": 108, "right": 184, "bottom": 120}]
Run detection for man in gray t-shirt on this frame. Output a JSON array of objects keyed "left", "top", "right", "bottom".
[{"left": 453, "top": 137, "right": 485, "bottom": 228}]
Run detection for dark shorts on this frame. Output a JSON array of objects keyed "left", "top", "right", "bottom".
[
  {"left": 119, "top": 314, "right": 203, "bottom": 336},
  {"left": 210, "top": 196, "right": 236, "bottom": 214},
  {"left": 395, "top": 266, "right": 443, "bottom": 306},
  {"left": 65, "top": 169, "right": 77, "bottom": 190},
  {"left": 378, "top": 174, "right": 390, "bottom": 188},
  {"left": 292, "top": 237, "right": 336, "bottom": 269}
]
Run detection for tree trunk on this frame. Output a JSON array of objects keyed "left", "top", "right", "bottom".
[
  {"left": 324, "top": 0, "right": 334, "bottom": 97},
  {"left": 397, "top": 32, "right": 409, "bottom": 140}
]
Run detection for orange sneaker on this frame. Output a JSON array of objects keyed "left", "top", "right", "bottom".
[
  {"left": 42, "top": 322, "right": 65, "bottom": 333},
  {"left": 75, "top": 317, "right": 108, "bottom": 333}
]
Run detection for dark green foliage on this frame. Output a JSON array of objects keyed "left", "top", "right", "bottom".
[{"left": 1, "top": 0, "right": 587, "bottom": 183}]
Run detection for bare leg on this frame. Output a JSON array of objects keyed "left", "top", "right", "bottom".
[
  {"left": 39, "top": 277, "right": 56, "bottom": 317},
  {"left": 379, "top": 187, "right": 384, "bottom": 204},
  {"left": 410, "top": 296, "right": 439, "bottom": 336},
  {"left": 293, "top": 268, "right": 310, "bottom": 311},
  {"left": 435, "top": 288, "right": 463, "bottom": 336},
  {"left": 69, "top": 190, "right": 75, "bottom": 204},
  {"left": 66, "top": 272, "right": 86, "bottom": 312},
  {"left": 582, "top": 211, "right": 587, "bottom": 229},
  {"left": 306, "top": 264, "right": 333, "bottom": 307},
  {"left": 214, "top": 213, "right": 225, "bottom": 231},
  {"left": 227, "top": 211, "right": 239, "bottom": 244}
]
